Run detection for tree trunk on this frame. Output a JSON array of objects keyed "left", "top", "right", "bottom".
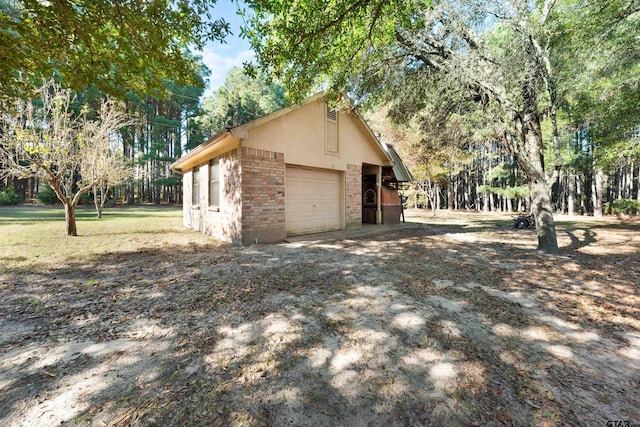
[
  {"left": 592, "top": 167, "right": 603, "bottom": 219},
  {"left": 64, "top": 201, "right": 78, "bottom": 236},
  {"left": 559, "top": 173, "right": 566, "bottom": 214},
  {"left": 529, "top": 178, "right": 558, "bottom": 253},
  {"left": 568, "top": 169, "right": 576, "bottom": 216},
  {"left": 518, "top": 54, "right": 559, "bottom": 253},
  {"left": 426, "top": 180, "right": 437, "bottom": 217},
  {"left": 482, "top": 185, "right": 489, "bottom": 212},
  {"left": 464, "top": 172, "right": 470, "bottom": 210},
  {"left": 577, "top": 176, "right": 586, "bottom": 215},
  {"left": 617, "top": 169, "right": 623, "bottom": 199},
  {"left": 93, "top": 186, "right": 103, "bottom": 219},
  {"left": 454, "top": 180, "right": 459, "bottom": 210},
  {"left": 637, "top": 162, "right": 640, "bottom": 202},
  {"left": 627, "top": 162, "right": 633, "bottom": 199},
  {"left": 508, "top": 83, "right": 558, "bottom": 251}
]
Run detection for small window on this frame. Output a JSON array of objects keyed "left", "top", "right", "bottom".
[
  {"left": 209, "top": 158, "right": 220, "bottom": 207},
  {"left": 192, "top": 167, "right": 200, "bottom": 205}
]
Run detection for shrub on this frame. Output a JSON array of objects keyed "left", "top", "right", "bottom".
[
  {"left": 605, "top": 198, "right": 639, "bottom": 215},
  {"left": 36, "top": 185, "right": 60, "bottom": 205},
  {"left": 78, "top": 191, "right": 92, "bottom": 205},
  {"left": 36, "top": 184, "right": 93, "bottom": 205},
  {"left": 0, "top": 188, "right": 21, "bottom": 205}
]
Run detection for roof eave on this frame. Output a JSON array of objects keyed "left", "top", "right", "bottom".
[{"left": 171, "top": 129, "right": 237, "bottom": 173}]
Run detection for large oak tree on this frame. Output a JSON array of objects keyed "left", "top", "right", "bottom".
[
  {"left": 244, "top": 0, "right": 636, "bottom": 253},
  {"left": 0, "top": 0, "right": 229, "bottom": 101}
]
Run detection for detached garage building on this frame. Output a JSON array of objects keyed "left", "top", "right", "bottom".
[{"left": 171, "top": 94, "right": 412, "bottom": 245}]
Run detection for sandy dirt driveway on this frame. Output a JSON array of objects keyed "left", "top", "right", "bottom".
[{"left": 1, "top": 211, "right": 639, "bottom": 426}]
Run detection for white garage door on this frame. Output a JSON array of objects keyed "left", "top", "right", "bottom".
[{"left": 286, "top": 167, "right": 341, "bottom": 235}]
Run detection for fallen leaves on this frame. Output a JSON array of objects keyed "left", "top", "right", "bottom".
[{"left": 1, "top": 213, "right": 639, "bottom": 426}]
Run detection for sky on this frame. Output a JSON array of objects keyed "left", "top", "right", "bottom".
[{"left": 198, "top": 0, "right": 255, "bottom": 98}]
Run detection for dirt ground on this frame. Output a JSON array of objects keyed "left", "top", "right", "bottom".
[{"left": 1, "top": 210, "right": 639, "bottom": 426}]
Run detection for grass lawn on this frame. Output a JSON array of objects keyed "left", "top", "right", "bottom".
[
  {"left": 0, "top": 205, "right": 213, "bottom": 270},
  {"left": 1, "top": 207, "right": 639, "bottom": 426}
]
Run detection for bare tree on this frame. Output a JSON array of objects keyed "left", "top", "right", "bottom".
[
  {"left": 0, "top": 81, "right": 133, "bottom": 235},
  {"left": 80, "top": 111, "right": 134, "bottom": 218}
]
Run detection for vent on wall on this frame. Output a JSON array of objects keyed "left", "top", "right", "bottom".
[
  {"left": 326, "top": 105, "right": 337, "bottom": 121},
  {"left": 325, "top": 104, "right": 339, "bottom": 154}
]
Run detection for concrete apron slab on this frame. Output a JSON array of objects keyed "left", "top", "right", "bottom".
[{"left": 283, "top": 222, "right": 425, "bottom": 245}]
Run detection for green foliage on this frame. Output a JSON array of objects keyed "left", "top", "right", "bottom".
[
  {"left": 0, "top": 188, "right": 21, "bottom": 205},
  {"left": 556, "top": 0, "right": 640, "bottom": 168},
  {"left": 244, "top": 0, "right": 427, "bottom": 101},
  {"left": 478, "top": 185, "right": 529, "bottom": 199},
  {"left": 199, "top": 67, "right": 287, "bottom": 136},
  {"left": 125, "top": 66, "right": 206, "bottom": 125},
  {"left": 36, "top": 185, "right": 59, "bottom": 205},
  {"left": 38, "top": 184, "right": 91, "bottom": 206},
  {"left": 477, "top": 185, "right": 492, "bottom": 194},
  {"left": 503, "top": 186, "right": 530, "bottom": 200},
  {"left": 605, "top": 199, "right": 640, "bottom": 215},
  {"left": 154, "top": 175, "right": 182, "bottom": 187},
  {"left": 120, "top": 64, "right": 207, "bottom": 201},
  {"left": 0, "top": 0, "right": 229, "bottom": 101},
  {"left": 489, "top": 164, "right": 513, "bottom": 182}
]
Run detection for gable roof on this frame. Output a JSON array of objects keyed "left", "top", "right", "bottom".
[
  {"left": 227, "top": 93, "right": 393, "bottom": 165},
  {"left": 171, "top": 129, "right": 239, "bottom": 173},
  {"left": 172, "top": 93, "right": 399, "bottom": 172},
  {"left": 384, "top": 144, "right": 414, "bottom": 182}
]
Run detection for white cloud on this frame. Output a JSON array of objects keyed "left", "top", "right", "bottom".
[{"left": 199, "top": 46, "right": 255, "bottom": 97}]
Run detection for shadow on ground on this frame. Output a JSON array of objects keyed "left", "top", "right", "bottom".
[{"left": 1, "top": 219, "right": 639, "bottom": 426}]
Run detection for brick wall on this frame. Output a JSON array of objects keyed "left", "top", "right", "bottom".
[
  {"left": 182, "top": 170, "right": 194, "bottom": 228},
  {"left": 241, "top": 147, "right": 286, "bottom": 244},
  {"left": 204, "top": 148, "right": 242, "bottom": 244},
  {"left": 345, "top": 163, "right": 362, "bottom": 229}
]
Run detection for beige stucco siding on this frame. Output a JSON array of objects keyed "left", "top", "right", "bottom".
[
  {"left": 338, "top": 110, "right": 391, "bottom": 166},
  {"left": 241, "top": 101, "right": 390, "bottom": 170}
]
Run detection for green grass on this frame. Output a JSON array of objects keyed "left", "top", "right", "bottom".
[{"left": 0, "top": 205, "right": 214, "bottom": 270}]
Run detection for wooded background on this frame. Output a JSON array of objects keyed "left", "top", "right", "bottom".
[{"left": 1, "top": 0, "right": 638, "bottom": 219}]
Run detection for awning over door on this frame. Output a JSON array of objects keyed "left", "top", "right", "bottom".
[{"left": 285, "top": 166, "right": 341, "bottom": 235}]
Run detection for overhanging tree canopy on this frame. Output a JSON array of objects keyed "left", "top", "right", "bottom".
[
  {"left": 244, "top": 0, "right": 562, "bottom": 252},
  {"left": 243, "top": 0, "right": 638, "bottom": 253},
  {"left": 0, "top": 0, "right": 229, "bottom": 101}
]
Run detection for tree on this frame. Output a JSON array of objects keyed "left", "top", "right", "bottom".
[
  {"left": 119, "top": 58, "right": 208, "bottom": 204},
  {"left": 199, "top": 67, "right": 287, "bottom": 137},
  {"left": 556, "top": 1, "right": 640, "bottom": 218},
  {"left": 244, "top": 0, "right": 579, "bottom": 252},
  {"left": 0, "top": 0, "right": 229, "bottom": 101},
  {"left": 0, "top": 81, "right": 133, "bottom": 235},
  {"left": 364, "top": 106, "right": 445, "bottom": 215},
  {"left": 85, "top": 141, "right": 133, "bottom": 218}
]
